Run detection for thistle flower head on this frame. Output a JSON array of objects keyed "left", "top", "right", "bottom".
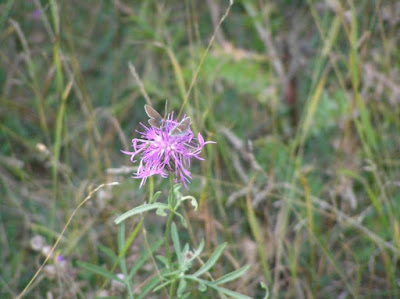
[{"left": 122, "top": 110, "right": 215, "bottom": 188}]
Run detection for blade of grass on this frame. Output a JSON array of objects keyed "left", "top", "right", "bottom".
[
  {"left": 246, "top": 178, "right": 272, "bottom": 283},
  {"left": 348, "top": 0, "right": 377, "bottom": 152},
  {"left": 49, "top": 0, "right": 65, "bottom": 230}
]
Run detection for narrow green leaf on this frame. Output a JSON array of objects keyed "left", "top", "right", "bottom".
[
  {"left": 156, "top": 255, "right": 169, "bottom": 269},
  {"left": 173, "top": 184, "right": 182, "bottom": 194},
  {"left": 171, "top": 222, "right": 182, "bottom": 264},
  {"left": 192, "top": 277, "right": 252, "bottom": 299},
  {"left": 114, "top": 203, "right": 169, "bottom": 224},
  {"left": 198, "top": 282, "right": 207, "bottom": 292},
  {"left": 181, "top": 195, "right": 198, "bottom": 211},
  {"left": 177, "top": 278, "right": 187, "bottom": 297},
  {"left": 301, "top": 72, "right": 326, "bottom": 142},
  {"left": 209, "top": 284, "right": 252, "bottom": 299},
  {"left": 189, "top": 197, "right": 198, "bottom": 211},
  {"left": 153, "top": 191, "right": 162, "bottom": 202},
  {"left": 180, "top": 292, "right": 191, "bottom": 299},
  {"left": 260, "top": 282, "right": 270, "bottom": 299},
  {"left": 193, "top": 242, "right": 227, "bottom": 277},
  {"left": 155, "top": 206, "right": 168, "bottom": 216},
  {"left": 137, "top": 275, "right": 162, "bottom": 299},
  {"left": 118, "top": 222, "right": 125, "bottom": 253},
  {"left": 77, "top": 261, "right": 123, "bottom": 282},
  {"left": 152, "top": 279, "right": 172, "bottom": 292},
  {"left": 182, "top": 243, "right": 189, "bottom": 255},
  {"left": 98, "top": 245, "right": 118, "bottom": 263},
  {"left": 176, "top": 212, "right": 187, "bottom": 228},
  {"left": 214, "top": 265, "right": 250, "bottom": 285},
  {"left": 246, "top": 194, "right": 272, "bottom": 282},
  {"left": 188, "top": 239, "right": 205, "bottom": 262},
  {"left": 322, "top": 15, "right": 341, "bottom": 56}
]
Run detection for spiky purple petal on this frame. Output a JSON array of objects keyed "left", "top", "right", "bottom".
[{"left": 123, "top": 113, "right": 215, "bottom": 188}]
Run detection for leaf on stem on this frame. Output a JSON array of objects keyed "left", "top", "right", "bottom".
[
  {"left": 114, "top": 203, "right": 169, "bottom": 224},
  {"left": 214, "top": 265, "right": 250, "bottom": 285},
  {"left": 177, "top": 278, "right": 187, "bottom": 297},
  {"left": 171, "top": 222, "right": 182, "bottom": 264},
  {"left": 77, "top": 261, "right": 123, "bottom": 282},
  {"left": 192, "top": 243, "right": 227, "bottom": 277}
]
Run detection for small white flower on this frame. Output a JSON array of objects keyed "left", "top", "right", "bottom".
[
  {"left": 30, "top": 235, "right": 46, "bottom": 251},
  {"left": 111, "top": 273, "right": 126, "bottom": 293},
  {"left": 41, "top": 245, "right": 52, "bottom": 257}
]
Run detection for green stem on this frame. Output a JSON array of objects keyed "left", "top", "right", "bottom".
[
  {"left": 169, "top": 278, "right": 177, "bottom": 299},
  {"left": 121, "top": 261, "right": 134, "bottom": 299},
  {"left": 165, "top": 176, "right": 177, "bottom": 298},
  {"left": 165, "top": 209, "right": 175, "bottom": 267}
]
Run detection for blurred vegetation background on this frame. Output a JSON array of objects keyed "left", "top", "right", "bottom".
[{"left": 1, "top": 0, "right": 400, "bottom": 298}]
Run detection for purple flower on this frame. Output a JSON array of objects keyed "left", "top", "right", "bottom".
[
  {"left": 32, "top": 9, "right": 41, "bottom": 20},
  {"left": 122, "top": 112, "right": 215, "bottom": 188},
  {"left": 56, "top": 255, "right": 66, "bottom": 262}
]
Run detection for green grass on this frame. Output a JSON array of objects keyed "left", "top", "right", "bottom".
[{"left": 1, "top": 0, "right": 399, "bottom": 298}]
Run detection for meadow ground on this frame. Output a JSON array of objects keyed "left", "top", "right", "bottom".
[{"left": 1, "top": 1, "right": 400, "bottom": 298}]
